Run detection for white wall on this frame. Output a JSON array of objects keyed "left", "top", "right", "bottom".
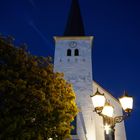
[
  {"left": 54, "top": 36, "right": 97, "bottom": 140},
  {"left": 54, "top": 36, "right": 126, "bottom": 140}
]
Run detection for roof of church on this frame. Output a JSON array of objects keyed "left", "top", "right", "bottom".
[
  {"left": 93, "top": 81, "right": 120, "bottom": 104},
  {"left": 64, "top": 0, "right": 85, "bottom": 36}
]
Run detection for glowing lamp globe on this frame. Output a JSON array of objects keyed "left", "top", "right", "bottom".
[
  {"left": 102, "top": 102, "right": 114, "bottom": 117},
  {"left": 119, "top": 93, "right": 133, "bottom": 113},
  {"left": 91, "top": 89, "right": 106, "bottom": 111}
]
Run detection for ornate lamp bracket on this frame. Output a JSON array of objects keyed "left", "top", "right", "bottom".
[{"left": 114, "top": 112, "right": 130, "bottom": 124}]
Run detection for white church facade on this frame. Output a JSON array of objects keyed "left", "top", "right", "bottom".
[{"left": 54, "top": 0, "right": 126, "bottom": 140}]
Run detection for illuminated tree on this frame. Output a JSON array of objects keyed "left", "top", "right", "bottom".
[{"left": 0, "top": 36, "right": 78, "bottom": 140}]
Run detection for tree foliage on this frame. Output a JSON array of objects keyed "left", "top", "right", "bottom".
[{"left": 0, "top": 36, "right": 78, "bottom": 140}]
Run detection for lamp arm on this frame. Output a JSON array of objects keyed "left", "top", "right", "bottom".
[{"left": 114, "top": 112, "right": 130, "bottom": 124}]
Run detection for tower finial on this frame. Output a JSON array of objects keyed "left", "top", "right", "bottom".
[{"left": 64, "top": 0, "right": 85, "bottom": 36}]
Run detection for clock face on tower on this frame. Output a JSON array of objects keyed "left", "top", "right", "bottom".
[{"left": 69, "top": 41, "right": 77, "bottom": 48}]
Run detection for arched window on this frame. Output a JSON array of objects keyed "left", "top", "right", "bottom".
[
  {"left": 74, "top": 49, "right": 79, "bottom": 56},
  {"left": 67, "top": 49, "right": 71, "bottom": 56}
]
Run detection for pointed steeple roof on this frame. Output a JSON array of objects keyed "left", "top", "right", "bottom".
[{"left": 64, "top": 0, "right": 85, "bottom": 36}]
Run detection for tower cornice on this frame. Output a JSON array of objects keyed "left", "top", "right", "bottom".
[{"left": 54, "top": 36, "right": 94, "bottom": 41}]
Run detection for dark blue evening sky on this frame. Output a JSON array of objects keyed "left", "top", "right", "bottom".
[{"left": 0, "top": 0, "right": 140, "bottom": 139}]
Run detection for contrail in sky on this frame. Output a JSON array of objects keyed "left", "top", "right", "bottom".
[{"left": 29, "top": 21, "right": 53, "bottom": 48}]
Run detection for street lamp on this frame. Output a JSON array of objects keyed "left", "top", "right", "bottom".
[
  {"left": 90, "top": 89, "right": 133, "bottom": 140},
  {"left": 102, "top": 102, "right": 114, "bottom": 117},
  {"left": 119, "top": 93, "right": 133, "bottom": 113}
]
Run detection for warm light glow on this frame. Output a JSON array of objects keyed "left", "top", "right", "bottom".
[
  {"left": 91, "top": 94, "right": 106, "bottom": 108},
  {"left": 91, "top": 90, "right": 106, "bottom": 110},
  {"left": 102, "top": 103, "right": 114, "bottom": 117},
  {"left": 119, "top": 96, "right": 133, "bottom": 112},
  {"left": 104, "top": 124, "right": 111, "bottom": 134}
]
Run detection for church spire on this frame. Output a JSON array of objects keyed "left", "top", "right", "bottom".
[{"left": 64, "top": 0, "right": 85, "bottom": 36}]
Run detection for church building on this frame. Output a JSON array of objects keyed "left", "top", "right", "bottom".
[{"left": 54, "top": 0, "right": 126, "bottom": 140}]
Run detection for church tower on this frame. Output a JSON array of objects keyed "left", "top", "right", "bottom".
[
  {"left": 54, "top": 0, "right": 126, "bottom": 140},
  {"left": 54, "top": 0, "right": 96, "bottom": 139}
]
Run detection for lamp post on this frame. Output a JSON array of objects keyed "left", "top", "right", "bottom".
[{"left": 90, "top": 89, "right": 133, "bottom": 140}]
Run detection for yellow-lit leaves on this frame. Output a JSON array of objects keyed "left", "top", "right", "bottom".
[{"left": 0, "top": 36, "right": 78, "bottom": 140}]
